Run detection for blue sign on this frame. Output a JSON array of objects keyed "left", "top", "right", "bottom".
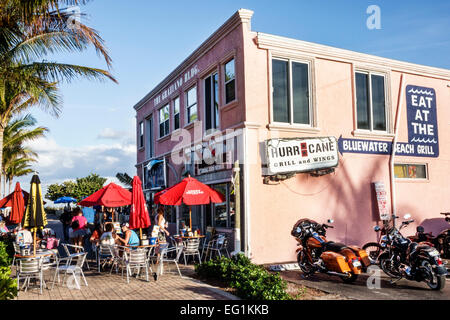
[
  {"left": 338, "top": 84, "right": 439, "bottom": 158},
  {"left": 405, "top": 85, "right": 439, "bottom": 157}
]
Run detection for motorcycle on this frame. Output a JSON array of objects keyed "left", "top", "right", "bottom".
[
  {"left": 376, "top": 214, "right": 447, "bottom": 290},
  {"left": 291, "top": 218, "right": 371, "bottom": 283},
  {"left": 408, "top": 212, "right": 450, "bottom": 259}
]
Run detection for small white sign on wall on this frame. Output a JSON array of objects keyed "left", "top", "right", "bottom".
[{"left": 373, "top": 181, "right": 390, "bottom": 220}]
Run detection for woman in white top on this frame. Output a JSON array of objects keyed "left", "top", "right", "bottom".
[{"left": 155, "top": 207, "right": 169, "bottom": 242}]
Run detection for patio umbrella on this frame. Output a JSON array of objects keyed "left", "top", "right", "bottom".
[
  {"left": 0, "top": 182, "right": 27, "bottom": 224},
  {"left": 154, "top": 175, "right": 225, "bottom": 230},
  {"left": 78, "top": 183, "right": 132, "bottom": 221},
  {"left": 130, "top": 176, "right": 151, "bottom": 240},
  {"left": 22, "top": 174, "right": 47, "bottom": 256},
  {"left": 54, "top": 196, "right": 77, "bottom": 204}
]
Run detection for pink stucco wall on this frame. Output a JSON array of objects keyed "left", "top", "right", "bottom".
[{"left": 134, "top": 9, "right": 450, "bottom": 265}]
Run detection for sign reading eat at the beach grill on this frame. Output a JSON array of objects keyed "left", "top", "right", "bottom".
[
  {"left": 265, "top": 136, "right": 339, "bottom": 175},
  {"left": 406, "top": 85, "right": 439, "bottom": 157}
]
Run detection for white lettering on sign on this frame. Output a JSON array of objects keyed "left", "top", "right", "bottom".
[
  {"left": 153, "top": 65, "right": 200, "bottom": 106},
  {"left": 265, "top": 137, "right": 339, "bottom": 175}
]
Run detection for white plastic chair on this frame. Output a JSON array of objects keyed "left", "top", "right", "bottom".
[
  {"left": 51, "top": 252, "right": 88, "bottom": 290},
  {"left": 203, "top": 234, "right": 230, "bottom": 261},
  {"left": 156, "top": 243, "right": 184, "bottom": 279},
  {"left": 62, "top": 243, "right": 90, "bottom": 270}
]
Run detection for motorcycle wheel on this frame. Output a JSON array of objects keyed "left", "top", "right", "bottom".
[
  {"left": 380, "top": 257, "right": 402, "bottom": 279},
  {"left": 421, "top": 260, "right": 446, "bottom": 291},
  {"left": 362, "top": 242, "right": 382, "bottom": 263},
  {"left": 340, "top": 273, "right": 358, "bottom": 284},
  {"left": 297, "top": 251, "right": 315, "bottom": 276}
]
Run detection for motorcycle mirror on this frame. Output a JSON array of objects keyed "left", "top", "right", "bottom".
[
  {"left": 296, "top": 227, "right": 301, "bottom": 233},
  {"left": 416, "top": 226, "right": 424, "bottom": 233},
  {"left": 374, "top": 226, "right": 381, "bottom": 232},
  {"left": 403, "top": 213, "right": 411, "bottom": 220},
  {"left": 327, "top": 219, "right": 334, "bottom": 224}
]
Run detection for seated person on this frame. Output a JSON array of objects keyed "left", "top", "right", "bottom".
[
  {"left": 0, "top": 221, "right": 8, "bottom": 233},
  {"left": 99, "top": 223, "right": 115, "bottom": 246},
  {"left": 15, "top": 226, "right": 33, "bottom": 246},
  {"left": 115, "top": 223, "right": 139, "bottom": 247},
  {"left": 89, "top": 223, "right": 103, "bottom": 246}
]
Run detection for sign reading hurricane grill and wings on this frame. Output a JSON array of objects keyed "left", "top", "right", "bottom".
[{"left": 265, "top": 136, "right": 339, "bottom": 175}]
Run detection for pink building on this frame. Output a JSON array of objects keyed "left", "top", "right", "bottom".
[{"left": 134, "top": 9, "right": 450, "bottom": 264}]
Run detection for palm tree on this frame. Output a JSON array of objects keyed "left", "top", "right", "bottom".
[
  {"left": 0, "top": 0, "right": 117, "bottom": 171},
  {"left": 116, "top": 172, "right": 133, "bottom": 187},
  {"left": 1, "top": 113, "right": 47, "bottom": 195}
]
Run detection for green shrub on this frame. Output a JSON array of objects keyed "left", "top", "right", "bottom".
[
  {"left": 0, "top": 240, "right": 17, "bottom": 300},
  {"left": 195, "top": 253, "right": 291, "bottom": 300}
]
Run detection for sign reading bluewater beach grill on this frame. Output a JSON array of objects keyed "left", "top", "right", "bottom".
[
  {"left": 265, "top": 137, "right": 339, "bottom": 175},
  {"left": 339, "top": 85, "right": 439, "bottom": 158}
]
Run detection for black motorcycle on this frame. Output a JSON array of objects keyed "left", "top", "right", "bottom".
[{"left": 375, "top": 214, "right": 447, "bottom": 290}]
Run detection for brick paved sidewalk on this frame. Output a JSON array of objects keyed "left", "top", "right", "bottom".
[{"left": 14, "top": 264, "right": 238, "bottom": 300}]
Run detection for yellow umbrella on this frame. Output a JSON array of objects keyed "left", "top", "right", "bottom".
[{"left": 22, "top": 174, "right": 47, "bottom": 256}]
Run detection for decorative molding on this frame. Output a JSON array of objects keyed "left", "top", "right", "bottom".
[
  {"left": 133, "top": 9, "right": 254, "bottom": 111},
  {"left": 256, "top": 33, "right": 450, "bottom": 80},
  {"left": 352, "top": 130, "right": 395, "bottom": 140},
  {"left": 266, "top": 123, "right": 321, "bottom": 134}
]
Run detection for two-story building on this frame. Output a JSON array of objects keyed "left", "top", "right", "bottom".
[{"left": 134, "top": 9, "right": 450, "bottom": 264}]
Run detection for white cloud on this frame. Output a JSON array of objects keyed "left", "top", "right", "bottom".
[
  {"left": 16, "top": 136, "right": 137, "bottom": 197},
  {"left": 97, "top": 128, "right": 127, "bottom": 140}
]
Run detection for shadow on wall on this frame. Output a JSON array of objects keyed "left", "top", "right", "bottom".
[
  {"left": 323, "top": 154, "right": 389, "bottom": 247},
  {"left": 419, "top": 218, "right": 450, "bottom": 237}
]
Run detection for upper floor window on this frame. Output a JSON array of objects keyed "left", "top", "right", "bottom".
[
  {"left": 355, "top": 71, "right": 387, "bottom": 131},
  {"left": 159, "top": 104, "right": 170, "bottom": 137},
  {"left": 145, "top": 116, "right": 153, "bottom": 158},
  {"left": 224, "top": 59, "right": 236, "bottom": 104},
  {"left": 173, "top": 97, "right": 180, "bottom": 130},
  {"left": 186, "top": 86, "right": 198, "bottom": 124},
  {"left": 138, "top": 121, "right": 144, "bottom": 148},
  {"left": 204, "top": 72, "right": 219, "bottom": 131},
  {"left": 272, "top": 58, "right": 311, "bottom": 125}
]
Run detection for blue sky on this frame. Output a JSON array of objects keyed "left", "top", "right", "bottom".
[{"left": 16, "top": 0, "right": 450, "bottom": 197}]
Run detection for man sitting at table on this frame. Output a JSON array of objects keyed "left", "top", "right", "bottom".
[{"left": 115, "top": 223, "right": 139, "bottom": 247}]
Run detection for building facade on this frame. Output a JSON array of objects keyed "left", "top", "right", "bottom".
[{"left": 134, "top": 9, "right": 450, "bottom": 264}]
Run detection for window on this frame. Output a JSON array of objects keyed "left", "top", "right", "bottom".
[
  {"left": 186, "top": 86, "right": 197, "bottom": 124},
  {"left": 224, "top": 59, "right": 236, "bottom": 104},
  {"left": 394, "top": 163, "right": 427, "bottom": 179},
  {"left": 272, "top": 59, "right": 311, "bottom": 125},
  {"left": 145, "top": 117, "right": 153, "bottom": 158},
  {"left": 204, "top": 72, "right": 219, "bottom": 131},
  {"left": 138, "top": 121, "right": 144, "bottom": 148},
  {"left": 355, "top": 71, "right": 387, "bottom": 131},
  {"left": 159, "top": 104, "right": 169, "bottom": 137},
  {"left": 173, "top": 97, "right": 180, "bottom": 130}
]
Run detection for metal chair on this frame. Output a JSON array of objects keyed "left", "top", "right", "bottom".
[
  {"left": 97, "top": 244, "right": 114, "bottom": 272},
  {"left": 182, "top": 238, "right": 202, "bottom": 265},
  {"left": 11, "top": 242, "right": 21, "bottom": 267},
  {"left": 16, "top": 257, "right": 45, "bottom": 294},
  {"left": 51, "top": 252, "right": 88, "bottom": 290},
  {"left": 125, "top": 248, "right": 151, "bottom": 283},
  {"left": 62, "top": 243, "right": 90, "bottom": 270},
  {"left": 203, "top": 233, "right": 230, "bottom": 261},
  {"left": 156, "top": 243, "right": 184, "bottom": 279}
]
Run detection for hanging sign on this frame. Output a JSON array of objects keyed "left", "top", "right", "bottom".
[
  {"left": 373, "top": 181, "right": 390, "bottom": 220},
  {"left": 405, "top": 85, "right": 438, "bottom": 157},
  {"left": 265, "top": 136, "right": 339, "bottom": 175}
]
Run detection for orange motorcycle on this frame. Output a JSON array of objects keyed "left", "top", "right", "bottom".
[{"left": 291, "top": 218, "right": 371, "bottom": 283}]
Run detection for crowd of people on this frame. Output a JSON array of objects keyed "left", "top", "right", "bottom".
[{"left": 58, "top": 205, "right": 170, "bottom": 256}]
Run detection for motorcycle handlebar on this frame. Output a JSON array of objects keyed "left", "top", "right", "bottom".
[{"left": 323, "top": 224, "right": 334, "bottom": 229}]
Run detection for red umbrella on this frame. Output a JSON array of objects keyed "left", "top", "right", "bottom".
[
  {"left": 78, "top": 182, "right": 132, "bottom": 208},
  {"left": 0, "top": 182, "right": 27, "bottom": 224},
  {"left": 130, "top": 176, "right": 151, "bottom": 239},
  {"left": 154, "top": 176, "right": 225, "bottom": 230}
]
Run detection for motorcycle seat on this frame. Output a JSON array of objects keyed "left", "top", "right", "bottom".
[{"left": 324, "top": 241, "right": 348, "bottom": 253}]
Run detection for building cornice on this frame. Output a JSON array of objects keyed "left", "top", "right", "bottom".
[
  {"left": 256, "top": 32, "right": 450, "bottom": 80},
  {"left": 133, "top": 9, "right": 254, "bottom": 112}
]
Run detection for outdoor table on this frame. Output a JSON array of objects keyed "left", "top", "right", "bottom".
[{"left": 14, "top": 249, "right": 55, "bottom": 259}]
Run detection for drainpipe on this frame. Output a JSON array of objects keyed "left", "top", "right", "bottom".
[
  {"left": 231, "top": 160, "right": 242, "bottom": 255},
  {"left": 389, "top": 73, "right": 405, "bottom": 228}
]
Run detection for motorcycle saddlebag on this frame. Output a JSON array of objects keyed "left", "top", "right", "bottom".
[
  {"left": 347, "top": 245, "right": 371, "bottom": 268},
  {"left": 320, "top": 251, "right": 351, "bottom": 273}
]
